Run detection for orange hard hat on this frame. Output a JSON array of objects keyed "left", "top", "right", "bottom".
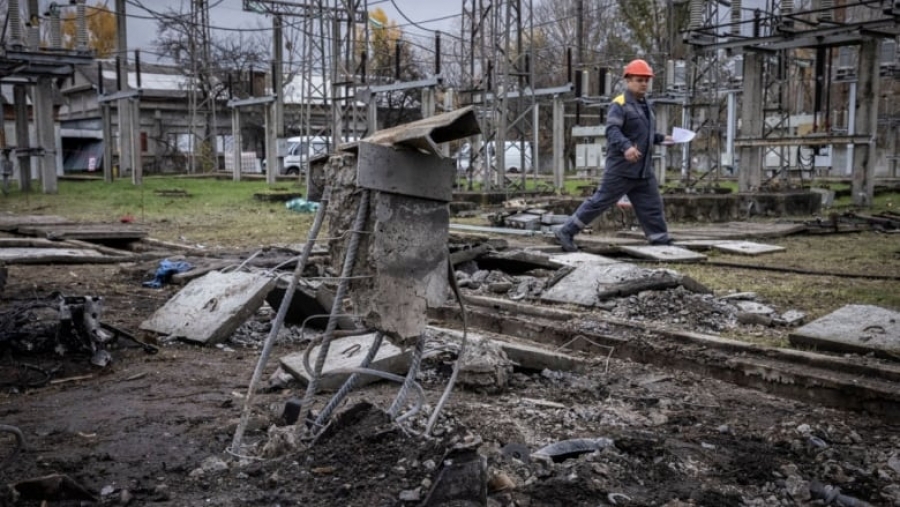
[{"left": 623, "top": 59, "right": 654, "bottom": 78}]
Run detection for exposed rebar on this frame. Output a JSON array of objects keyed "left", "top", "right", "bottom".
[
  {"left": 229, "top": 188, "right": 331, "bottom": 457},
  {"left": 298, "top": 190, "right": 371, "bottom": 427},
  {"left": 0, "top": 424, "right": 25, "bottom": 469},
  {"left": 313, "top": 331, "right": 385, "bottom": 429},
  {"left": 309, "top": 367, "right": 427, "bottom": 445},
  {"left": 388, "top": 333, "right": 427, "bottom": 419},
  {"left": 425, "top": 257, "right": 469, "bottom": 437}
]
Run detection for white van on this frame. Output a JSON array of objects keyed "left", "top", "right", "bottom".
[
  {"left": 283, "top": 136, "right": 331, "bottom": 175},
  {"left": 488, "top": 141, "right": 533, "bottom": 173},
  {"left": 455, "top": 141, "right": 534, "bottom": 174}
]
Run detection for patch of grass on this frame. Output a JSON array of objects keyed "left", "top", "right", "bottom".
[
  {"left": 667, "top": 231, "right": 900, "bottom": 345},
  {"left": 2, "top": 176, "right": 315, "bottom": 248}
]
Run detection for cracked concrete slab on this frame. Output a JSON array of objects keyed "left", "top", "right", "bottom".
[
  {"left": 548, "top": 252, "right": 621, "bottom": 268},
  {"left": 280, "top": 333, "right": 410, "bottom": 391},
  {"left": 541, "top": 262, "right": 678, "bottom": 307},
  {"left": 140, "top": 271, "right": 275, "bottom": 345},
  {"left": 789, "top": 305, "right": 900, "bottom": 357},
  {"left": 675, "top": 240, "right": 786, "bottom": 256},
  {"left": 617, "top": 245, "right": 708, "bottom": 262}
]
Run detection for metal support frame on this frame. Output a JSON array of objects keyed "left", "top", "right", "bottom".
[
  {"left": 227, "top": 95, "right": 277, "bottom": 181},
  {"left": 1, "top": 1, "right": 93, "bottom": 193}
]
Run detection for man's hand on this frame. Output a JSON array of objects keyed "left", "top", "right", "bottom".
[
  {"left": 664, "top": 135, "right": 674, "bottom": 144},
  {"left": 625, "top": 146, "right": 642, "bottom": 163}
]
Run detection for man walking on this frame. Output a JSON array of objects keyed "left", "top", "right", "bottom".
[{"left": 555, "top": 59, "right": 674, "bottom": 252}]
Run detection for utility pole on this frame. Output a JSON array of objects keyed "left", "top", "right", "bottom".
[
  {"left": 273, "top": 14, "right": 285, "bottom": 176},
  {"left": 13, "top": 85, "right": 32, "bottom": 193},
  {"left": 115, "top": 0, "right": 134, "bottom": 179}
]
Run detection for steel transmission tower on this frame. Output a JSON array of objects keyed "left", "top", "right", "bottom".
[
  {"left": 461, "top": 0, "right": 536, "bottom": 191},
  {"left": 246, "top": 0, "right": 367, "bottom": 153},
  {"left": 189, "top": 0, "right": 217, "bottom": 173}
]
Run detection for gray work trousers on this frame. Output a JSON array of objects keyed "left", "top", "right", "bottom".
[{"left": 567, "top": 171, "right": 670, "bottom": 243}]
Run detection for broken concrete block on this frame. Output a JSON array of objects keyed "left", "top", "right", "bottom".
[
  {"left": 541, "top": 263, "right": 685, "bottom": 307},
  {"left": 279, "top": 333, "right": 411, "bottom": 391},
  {"left": 140, "top": 271, "right": 275, "bottom": 345},
  {"left": 734, "top": 301, "right": 776, "bottom": 315},
  {"left": 429, "top": 326, "right": 585, "bottom": 373},
  {"left": 548, "top": 252, "right": 621, "bottom": 268},
  {"left": 458, "top": 337, "right": 512, "bottom": 391},
  {"left": 505, "top": 214, "right": 542, "bottom": 230},
  {"left": 789, "top": 305, "right": 900, "bottom": 357},
  {"left": 711, "top": 241, "right": 787, "bottom": 256},
  {"left": 775, "top": 310, "right": 807, "bottom": 327}
]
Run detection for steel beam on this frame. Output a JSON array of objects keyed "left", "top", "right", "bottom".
[
  {"left": 734, "top": 135, "right": 872, "bottom": 147},
  {"left": 97, "top": 90, "right": 142, "bottom": 103},
  {"left": 690, "top": 18, "right": 899, "bottom": 51},
  {"left": 227, "top": 95, "right": 277, "bottom": 108}
]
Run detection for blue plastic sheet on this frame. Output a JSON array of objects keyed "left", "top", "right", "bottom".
[
  {"left": 142, "top": 259, "right": 193, "bottom": 288},
  {"left": 285, "top": 198, "right": 320, "bottom": 213}
]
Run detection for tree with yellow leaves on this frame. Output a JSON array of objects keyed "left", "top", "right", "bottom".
[
  {"left": 360, "top": 8, "right": 424, "bottom": 128},
  {"left": 61, "top": 1, "right": 117, "bottom": 58}
]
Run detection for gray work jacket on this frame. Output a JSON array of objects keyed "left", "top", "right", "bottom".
[{"left": 605, "top": 90, "right": 665, "bottom": 179}]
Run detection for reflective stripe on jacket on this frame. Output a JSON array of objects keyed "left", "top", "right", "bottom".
[{"left": 605, "top": 90, "right": 664, "bottom": 179}]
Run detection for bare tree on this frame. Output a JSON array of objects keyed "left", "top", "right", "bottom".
[{"left": 152, "top": 6, "right": 271, "bottom": 168}]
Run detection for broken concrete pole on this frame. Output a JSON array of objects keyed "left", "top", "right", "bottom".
[
  {"left": 140, "top": 271, "right": 275, "bottom": 345},
  {"left": 325, "top": 145, "right": 452, "bottom": 344}
]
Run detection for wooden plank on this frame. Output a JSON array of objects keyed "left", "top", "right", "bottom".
[
  {"left": 0, "top": 214, "right": 71, "bottom": 232},
  {"left": 17, "top": 224, "right": 149, "bottom": 241},
  {"left": 0, "top": 247, "right": 105, "bottom": 263}
]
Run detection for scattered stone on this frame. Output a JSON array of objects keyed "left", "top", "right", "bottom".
[
  {"left": 774, "top": 310, "right": 807, "bottom": 327},
  {"left": 736, "top": 312, "right": 773, "bottom": 327},
  {"left": 399, "top": 488, "right": 422, "bottom": 502},
  {"left": 734, "top": 301, "right": 776, "bottom": 315}
]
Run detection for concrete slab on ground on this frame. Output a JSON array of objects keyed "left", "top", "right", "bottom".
[
  {"left": 541, "top": 262, "right": 670, "bottom": 307},
  {"left": 140, "top": 271, "right": 275, "bottom": 345},
  {"left": 280, "top": 333, "right": 411, "bottom": 391},
  {"left": 548, "top": 252, "right": 621, "bottom": 268},
  {"left": 789, "top": 305, "right": 900, "bottom": 357},
  {"left": 0, "top": 247, "right": 105, "bottom": 262},
  {"left": 676, "top": 240, "right": 787, "bottom": 256},
  {"left": 617, "top": 245, "right": 708, "bottom": 262},
  {"left": 619, "top": 222, "right": 807, "bottom": 241}
]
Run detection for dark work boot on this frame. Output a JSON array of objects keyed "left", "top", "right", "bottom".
[{"left": 554, "top": 222, "right": 580, "bottom": 252}]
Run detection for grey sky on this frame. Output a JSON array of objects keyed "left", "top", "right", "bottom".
[{"left": 124, "top": 0, "right": 462, "bottom": 56}]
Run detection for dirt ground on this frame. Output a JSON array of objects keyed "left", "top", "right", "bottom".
[{"left": 3, "top": 249, "right": 900, "bottom": 506}]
